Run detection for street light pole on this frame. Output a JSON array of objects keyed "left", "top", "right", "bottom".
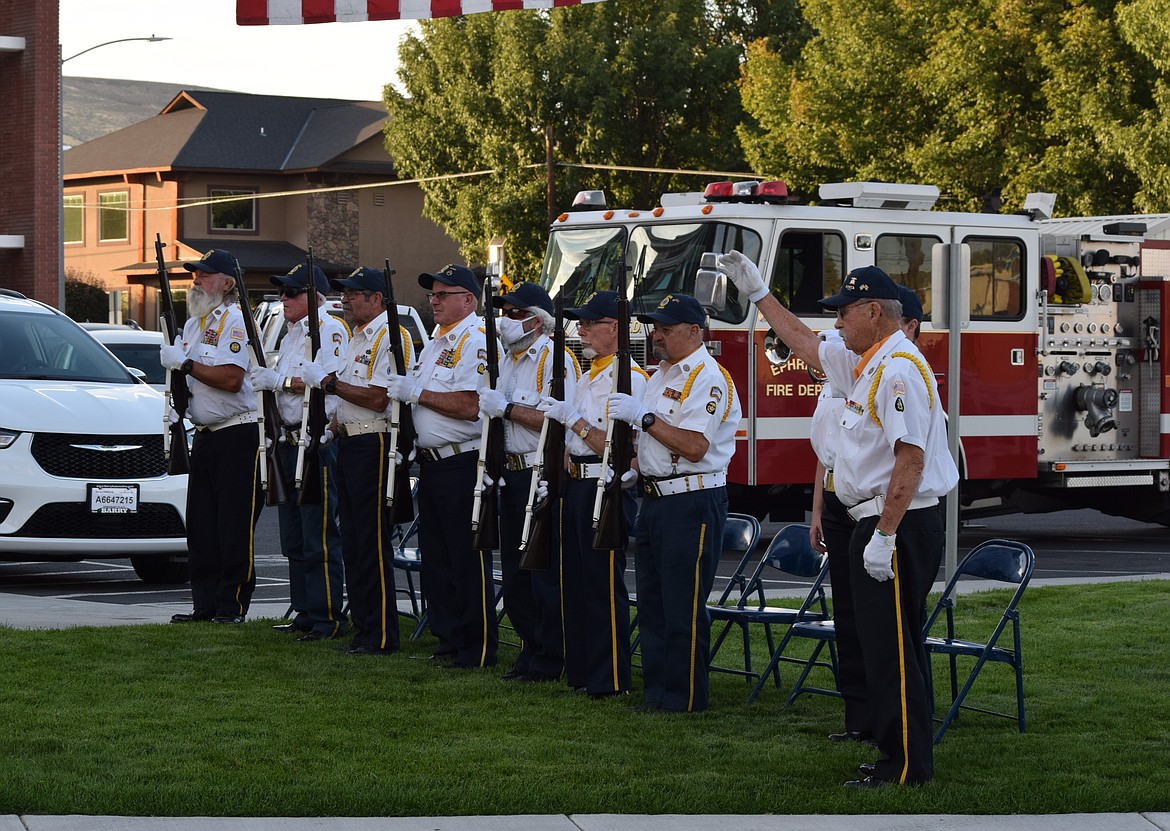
[{"left": 59, "top": 35, "right": 171, "bottom": 312}]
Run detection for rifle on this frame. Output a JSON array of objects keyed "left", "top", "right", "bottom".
[
  {"left": 383, "top": 258, "right": 416, "bottom": 524},
  {"left": 230, "top": 257, "right": 290, "bottom": 507},
  {"left": 295, "top": 248, "right": 328, "bottom": 506},
  {"left": 519, "top": 292, "right": 565, "bottom": 570},
  {"left": 154, "top": 234, "right": 190, "bottom": 476},
  {"left": 592, "top": 268, "right": 634, "bottom": 550},
  {"left": 471, "top": 269, "right": 504, "bottom": 551}
]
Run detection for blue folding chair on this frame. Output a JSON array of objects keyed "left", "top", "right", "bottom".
[
  {"left": 392, "top": 515, "right": 428, "bottom": 641},
  {"left": 707, "top": 523, "right": 831, "bottom": 703},
  {"left": 924, "top": 538, "right": 1035, "bottom": 743}
]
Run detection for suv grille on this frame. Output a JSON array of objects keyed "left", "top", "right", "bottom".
[
  {"left": 30, "top": 433, "right": 167, "bottom": 479},
  {"left": 14, "top": 503, "right": 185, "bottom": 539}
]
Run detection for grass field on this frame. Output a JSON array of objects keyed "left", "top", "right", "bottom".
[{"left": 0, "top": 580, "right": 1167, "bottom": 817}]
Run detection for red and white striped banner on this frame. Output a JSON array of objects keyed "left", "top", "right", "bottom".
[{"left": 237, "top": 0, "right": 605, "bottom": 24}]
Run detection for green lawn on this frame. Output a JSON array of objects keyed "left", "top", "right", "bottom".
[{"left": 0, "top": 580, "right": 1167, "bottom": 817}]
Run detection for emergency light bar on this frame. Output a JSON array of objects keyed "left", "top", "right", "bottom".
[
  {"left": 570, "top": 190, "right": 607, "bottom": 211},
  {"left": 818, "top": 181, "right": 940, "bottom": 210},
  {"left": 702, "top": 180, "right": 789, "bottom": 204}
]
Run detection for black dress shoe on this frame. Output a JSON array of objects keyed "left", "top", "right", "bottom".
[
  {"left": 298, "top": 631, "right": 333, "bottom": 642},
  {"left": 519, "top": 670, "right": 558, "bottom": 683},
  {"left": 588, "top": 690, "right": 629, "bottom": 700},
  {"left": 500, "top": 669, "right": 528, "bottom": 681},
  {"left": 273, "top": 622, "right": 309, "bottom": 633},
  {"left": 211, "top": 614, "right": 245, "bottom": 624},
  {"left": 858, "top": 762, "right": 877, "bottom": 777},
  {"left": 828, "top": 730, "right": 878, "bottom": 747},
  {"left": 843, "top": 776, "right": 889, "bottom": 790},
  {"left": 347, "top": 644, "right": 398, "bottom": 656},
  {"left": 171, "top": 610, "right": 214, "bottom": 623}
]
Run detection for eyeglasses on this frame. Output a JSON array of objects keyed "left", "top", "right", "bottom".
[
  {"left": 426, "top": 290, "right": 472, "bottom": 302},
  {"left": 280, "top": 288, "right": 307, "bottom": 299},
  {"left": 836, "top": 302, "right": 869, "bottom": 318},
  {"left": 577, "top": 318, "right": 615, "bottom": 330},
  {"left": 340, "top": 288, "right": 375, "bottom": 299},
  {"left": 500, "top": 308, "right": 533, "bottom": 320}
]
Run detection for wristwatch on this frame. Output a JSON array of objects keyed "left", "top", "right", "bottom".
[
  {"left": 281, "top": 376, "right": 295, "bottom": 394},
  {"left": 322, "top": 376, "right": 337, "bottom": 394},
  {"left": 641, "top": 412, "right": 657, "bottom": 431},
  {"left": 576, "top": 422, "right": 591, "bottom": 440},
  {"left": 504, "top": 402, "right": 516, "bottom": 421},
  {"left": 179, "top": 358, "right": 195, "bottom": 376}
]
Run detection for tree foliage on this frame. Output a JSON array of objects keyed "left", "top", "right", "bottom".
[
  {"left": 384, "top": 0, "right": 759, "bottom": 281},
  {"left": 64, "top": 269, "right": 109, "bottom": 323},
  {"left": 739, "top": 0, "right": 1169, "bottom": 215}
]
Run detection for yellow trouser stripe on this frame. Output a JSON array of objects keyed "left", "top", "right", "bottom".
[
  {"left": 375, "top": 434, "right": 389, "bottom": 649},
  {"left": 608, "top": 550, "right": 619, "bottom": 690},
  {"left": 478, "top": 549, "right": 489, "bottom": 667},
  {"left": 234, "top": 446, "right": 261, "bottom": 615},
  {"left": 687, "top": 523, "right": 707, "bottom": 713},
  {"left": 892, "top": 548, "right": 910, "bottom": 784},
  {"left": 321, "top": 464, "right": 338, "bottom": 632}
]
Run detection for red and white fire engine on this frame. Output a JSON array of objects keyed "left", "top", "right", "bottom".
[{"left": 538, "top": 180, "right": 1170, "bottom": 525}]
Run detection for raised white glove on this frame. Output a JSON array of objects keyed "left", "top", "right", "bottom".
[
  {"left": 716, "top": 250, "right": 769, "bottom": 303},
  {"left": 604, "top": 467, "right": 639, "bottom": 490},
  {"left": 159, "top": 338, "right": 186, "bottom": 372},
  {"left": 606, "top": 392, "right": 650, "bottom": 426},
  {"left": 478, "top": 388, "right": 510, "bottom": 419},
  {"left": 385, "top": 373, "right": 422, "bottom": 404},
  {"left": 299, "top": 360, "right": 328, "bottom": 390},
  {"left": 319, "top": 428, "right": 335, "bottom": 447},
  {"left": 863, "top": 530, "right": 897, "bottom": 582},
  {"left": 534, "top": 479, "right": 549, "bottom": 502},
  {"left": 249, "top": 365, "right": 280, "bottom": 392},
  {"left": 540, "top": 398, "right": 582, "bottom": 427}
]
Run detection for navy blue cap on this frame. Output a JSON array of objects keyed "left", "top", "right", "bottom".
[
  {"left": 636, "top": 294, "right": 707, "bottom": 326},
  {"left": 492, "top": 282, "right": 554, "bottom": 316},
  {"left": 564, "top": 290, "right": 618, "bottom": 321},
  {"left": 271, "top": 263, "right": 329, "bottom": 294},
  {"left": 819, "top": 265, "right": 901, "bottom": 308},
  {"left": 183, "top": 249, "right": 237, "bottom": 276},
  {"left": 897, "top": 285, "right": 924, "bottom": 322},
  {"left": 418, "top": 263, "right": 480, "bottom": 297},
  {"left": 331, "top": 266, "right": 384, "bottom": 294}
]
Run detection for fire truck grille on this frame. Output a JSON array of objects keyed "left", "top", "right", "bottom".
[
  {"left": 566, "top": 338, "right": 649, "bottom": 371},
  {"left": 12, "top": 503, "right": 186, "bottom": 539},
  {"left": 30, "top": 433, "right": 167, "bottom": 479}
]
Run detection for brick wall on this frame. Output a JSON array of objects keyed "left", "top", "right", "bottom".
[{"left": 0, "top": 0, "right": 61, "bottom": 307}]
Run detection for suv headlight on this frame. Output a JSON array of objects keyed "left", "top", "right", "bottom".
[{"left": 0, "top": 429, "right": 20, "bottom": 450}]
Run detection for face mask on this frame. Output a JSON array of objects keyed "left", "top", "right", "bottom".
[{"left": 497, "top": 315, "right": 532, "bottom": 348}]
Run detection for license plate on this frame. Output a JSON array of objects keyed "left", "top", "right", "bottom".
[{"left": 89, "top": 484, "right": 139, "bottom": 514}]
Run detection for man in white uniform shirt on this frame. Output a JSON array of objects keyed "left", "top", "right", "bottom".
[
  {"left": 249, "top": 262, "right": 349, "bottom": 641},
  {"left": 478, "top": 282, "right": 580, "bottom": 683},
  {"left": 606, "top": 294, "right": 741, "bottom": 714},
  {"left": 718, "top": 252, "right": 957, "bottom": 788},
  {"left": 300, "top": 266, "right": 411, "bottom": 656},
  {"left": 160, "top": 249, "right": 262, "bottom": 625},
  {"left": 386, "top": 263, "right": 497, "bottom": 670}
]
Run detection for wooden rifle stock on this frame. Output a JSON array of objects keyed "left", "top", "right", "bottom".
[
  {"left": 297, "top": 248, "right": 328, "bottom": 506},
  {"left": 230, "top": 258, "right": 289, "bottom": 507},
  {"left": 471, "top": 273, "right": 503, "bottom": 551},
  {"left": 519, "top": 292, "right": 566, "bottom": 570},
  {"left": 592, "top": 273, "right": 633, "bottom": 551},
  {"left": 383, "top": 258, "right": 416, "bottom": 524},
  {"left": 154, "top": 235, "right": 191, "bottom": 476}
]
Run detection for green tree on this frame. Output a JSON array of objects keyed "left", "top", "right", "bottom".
[
  {"left": 384, "top": 0, "right": 750, "bottom": 282},
  {"left": 64, "top": 269, "right": 108, "bottom": 323}
]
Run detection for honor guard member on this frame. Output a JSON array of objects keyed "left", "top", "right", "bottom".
[
  {"left": 300, "top": 266, "right": 411, "bottom": 656},
  {"left": 718, "top": 252, "right": 956, "bottom": 787},
  {"left": 385, "top": 263, "right": 497, "bottom": 669},
  {"left": 479, "top": 282, "right": 580, "bottom": 683},
  {"left": 543, "top": 290, "right": 646, "bottom": 698},
  {"left": 808, "top": 290, "right": 922, "bottom": 745},
  {"left": 248, "top": 263, "right": 349, "bottom": 641},
  {"left": 160, "top": 249, "right": 263, "bottom": 625},
  {"left": 606, "top": 294, "right": 740, "bottom": 713}
]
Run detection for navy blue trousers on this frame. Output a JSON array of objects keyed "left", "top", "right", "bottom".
[
  {"left": 634, "top": 487, "right": 726, "bottom": 712},
  {"left": 823, "top": 489, "right": 870, "bottom": 735}
]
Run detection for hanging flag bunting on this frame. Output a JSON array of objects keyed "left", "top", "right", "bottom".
[{"left": 237, "top": 0, "right": 605, "bottom": 24}]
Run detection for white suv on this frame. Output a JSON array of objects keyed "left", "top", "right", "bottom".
[{"left": 0, "top": 289, "right": 188, "bottom": 583}]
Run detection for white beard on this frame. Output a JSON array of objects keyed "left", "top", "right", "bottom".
[
  {"left": 187, "top": 285, "right": 224, "bottom": 319},
  {"left": 581, "top": 346, "right": 598, "bottom": 361}
]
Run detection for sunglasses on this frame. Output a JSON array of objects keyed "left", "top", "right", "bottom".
[
  {"left": 280, "top": 288, "right": 307, "bottom": 299},
  {"left": 500, "top": 308, "right": 533, "bottom": 320}
]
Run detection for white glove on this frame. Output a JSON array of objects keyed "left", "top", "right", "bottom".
[
  {"left": 716, "top": 250, "right": 769, "bottom": 303},
  {"left": 606, "top": 392, "right": 650, "bottom": 426},
  {"left": 385, "top": 373, "right": 422, "bottom": 404},
  {"left": 249, "top": 365, "right": 281, "bottom": 392},
  {"left": 479, "top": 388, "right": 510, "bottom": 419},
  {"left": 299, "top": 360, "right": 328, "bottom": 390},
  {"left": 604, "top": 467, "right": 639, "bottom": 490},
  {"left": 863, "top": 530, "right": 897, "bottom": 582},
  {"left": 167, "top": 407, "right": 180, "bottom": 425},
  {"left": 534, "top": 479, "right": 549, "bottom": 502},
  {"left": 159, "top": 338, "right": 187, "bottom": 372},
  {"left": 319, "top": 428, "right": 335, "bottom": 447},
  {"left": 481, "top": 473, "right": 497, "bottom": 490},
  {"left": 540, "top": 398, "right": 583, "bottom": 427}
]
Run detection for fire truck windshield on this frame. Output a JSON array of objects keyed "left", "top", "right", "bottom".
[{"left": 542, "top": 221, "right": 761, "bottom": 323}]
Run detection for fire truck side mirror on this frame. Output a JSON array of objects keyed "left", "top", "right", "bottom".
[
  {"left": 694, "top": 252, "right": 727, "bottom": 313},
  {"left": 931, "top": 243, "right": 972, "bottom": 329}
]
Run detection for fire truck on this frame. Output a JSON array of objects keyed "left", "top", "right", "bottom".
[{"left": 537, "top": 180, "right": 1170, "bottom": 525}]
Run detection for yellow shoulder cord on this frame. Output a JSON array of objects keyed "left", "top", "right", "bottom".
[
  {"left": 535, "top": 344, "right": 549, "bottom": 395},
  {"left": 368, "top": 327, "right": 388, "bottom": 381},
  {"left": 715, "top": 363, "right": 736, "bottom": 423},
  {"left": 867, "top": 352, "right": 934, "bottom": 428},
  {"left": 452, "top": 330, "right": 472, "bottom": 363},
  {"left": 565, "top": 346, "right": 582, "bottom": 381},
  {"left": 633, "top": 365, "right": 650, "bottom": 380},
  {"left": 398, "top": 325, "right": 412, "bottom": 368},
  {"left": 678, "top": 362, "right": 705, "bottom": 402}
]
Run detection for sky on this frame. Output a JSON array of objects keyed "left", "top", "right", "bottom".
[{"left": 59, "top": 0, "right": 418, "bottom": 101}]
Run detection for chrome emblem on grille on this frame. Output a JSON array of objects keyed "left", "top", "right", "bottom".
[{"left": 70, "top": 444, "right": 143, "bottom": 452}]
